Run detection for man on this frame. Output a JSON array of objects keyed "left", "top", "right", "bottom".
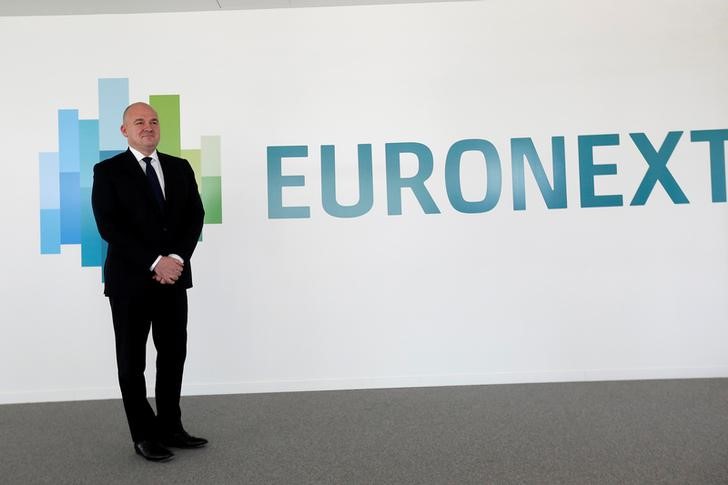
[{"left": 92, "top": 102, "right": 207, "bottom": 462}]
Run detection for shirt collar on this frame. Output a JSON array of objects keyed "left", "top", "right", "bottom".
[{"left": 128, "top": 146, "right": 159, "bottom": 163}]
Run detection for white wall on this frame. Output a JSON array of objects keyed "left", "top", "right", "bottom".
[{"left": 1, "top": 0, "right": 727, "bottom": 404}]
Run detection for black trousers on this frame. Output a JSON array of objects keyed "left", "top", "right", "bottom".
[{"left": 109, "top": 286, "right": 188, "bottom": 443}]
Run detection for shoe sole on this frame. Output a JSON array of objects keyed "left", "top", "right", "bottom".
[{"left": 135, "top": 449, "right": 175, "bottom": 462}]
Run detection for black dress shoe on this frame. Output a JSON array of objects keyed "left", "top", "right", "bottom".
[
  {"left": 161, "top": 430, "right": 208, "bottom": 449},
  {"left": 134, "top": 440, "right": 174, "bottom": 461}
]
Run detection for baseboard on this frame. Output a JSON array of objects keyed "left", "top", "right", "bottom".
[{"left": 3, "top": 366, "right": 728, "bottom": 405}]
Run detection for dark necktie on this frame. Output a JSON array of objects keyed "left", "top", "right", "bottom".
[{"left": 142, "top": 157, "right": 165, "bottom": 209}]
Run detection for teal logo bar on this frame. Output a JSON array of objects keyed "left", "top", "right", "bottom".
[{"left": 39, "top": 78, "right": 223, "bottom": 271}]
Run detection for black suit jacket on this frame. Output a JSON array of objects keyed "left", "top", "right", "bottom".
[{"left": 91, "top": 149, "right": 205, "bottom": 297}]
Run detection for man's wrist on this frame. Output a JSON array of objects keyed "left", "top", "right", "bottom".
[
  {"left": 168, "top": 254, "right": 184, "bottom": 264},
  {"left": 150, "top": 255, "right": 163, "bottom": 271}
]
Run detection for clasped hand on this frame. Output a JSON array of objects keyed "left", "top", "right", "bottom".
[{"left": 153, "top": 256, "right": 184, "bottom": 285}]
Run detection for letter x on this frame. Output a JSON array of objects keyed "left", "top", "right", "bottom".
[{"left": 630, "top": 131, "right": 688, "bottom": 206}]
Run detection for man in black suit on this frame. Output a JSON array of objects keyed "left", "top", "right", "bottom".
[{"left": 92, "top": 102, "right": 207, "bottom": 461}]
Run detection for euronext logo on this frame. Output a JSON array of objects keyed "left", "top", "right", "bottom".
[
  {"left": 39, "top": 78, "right": 222, "bottom": 270},
  {"left": 266, "top": 131, "right": 728, "bottom": 218}
]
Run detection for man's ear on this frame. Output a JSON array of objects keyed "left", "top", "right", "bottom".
[{"left": 120, "top": 124, "right": 127, "bottom": 137}]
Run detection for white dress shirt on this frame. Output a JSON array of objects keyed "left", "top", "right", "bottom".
[{"left": 128, "top": 146, "right": 166, "bottom": 197}]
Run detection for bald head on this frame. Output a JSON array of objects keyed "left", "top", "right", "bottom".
[
  {"left": 122, "top": 102, "right": 158, "bottom": 124},
  {"left": 120, "top": 102, "right": 160, "bottom": 156}
]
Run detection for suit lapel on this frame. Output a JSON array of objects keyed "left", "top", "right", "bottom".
[{"left": 158, "top": 153, "right": 174, "bottom": 210}]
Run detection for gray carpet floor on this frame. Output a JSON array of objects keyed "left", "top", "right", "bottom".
[{"left": 2, "top": 379, "right": 728, "bottom": 484}]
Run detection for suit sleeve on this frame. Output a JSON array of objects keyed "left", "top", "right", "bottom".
[{"left": 91, "top": 163, "right": 160, "bottom": 271}]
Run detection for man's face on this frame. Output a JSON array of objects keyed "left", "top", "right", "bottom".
[{"left": 121, "top": 103, "right": 160, "bottom": 155}]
